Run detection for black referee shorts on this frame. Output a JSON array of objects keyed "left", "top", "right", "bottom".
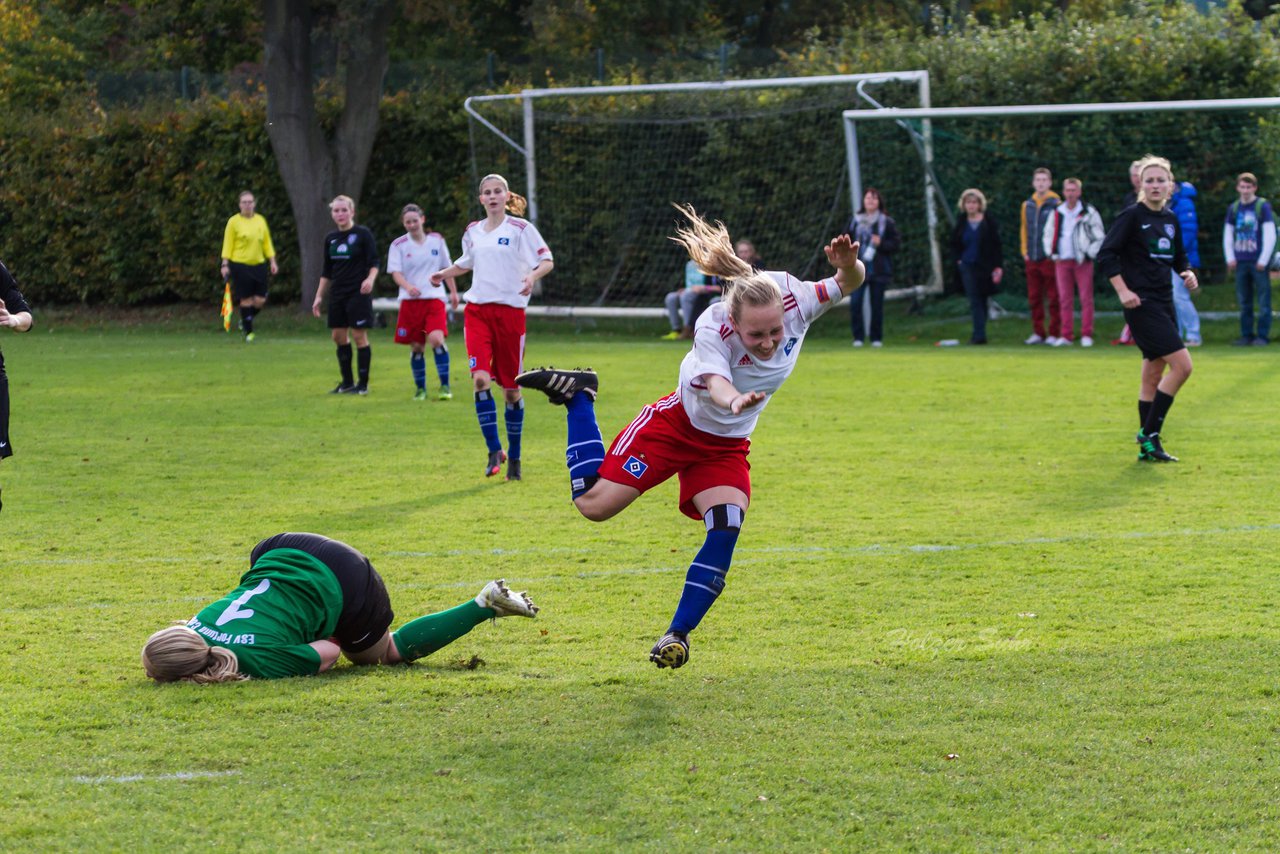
[
  {"left": 1124, "top": 298, "right": 1185, "bottom": 361},
  {"left": 228, "top": 262, "right": 269, "bottom": 302},
  {"left": 250, "top": 532, "right": 394, "bottom": 653}
]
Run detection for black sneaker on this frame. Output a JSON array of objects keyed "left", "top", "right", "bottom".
[
  {"left": 485, "top": 449, "right": 507, "bottom": 478},
  {"left": 649, "top": 632, "right": 690, "bottom": 669},
  {"left": 354, "top": 383, "right": 369, "bottom": 395},
  {"left": 515, "top": 367, "right": 598, "bottom": 405},
  {"left": 505, "top": 459, "right": 522, "bottom": 481},
  {"left": 1136, "top": 431, "right": 1178, "bottom": 462},
  {"left": 330, "top": 383, "right": 357, "bottom": 394}
]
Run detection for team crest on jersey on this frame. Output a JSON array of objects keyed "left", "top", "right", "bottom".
[
  {"left": 737, "top": 354, "right": 752, "bottom": 367},
  {"left": 347, "top": 234, "right": 358, "bottom": 245},
  {"left": 469, "top": 355, "right": 477, "bottom": 369},
  {"left": 623, "top": 455, "right": 648, "bottom": 478},
  {"left": 1164, "top": 224, "right": 1175, "bottom": 238},
  {"left": 783, "top": 337, "right": 797, "bottom": 355},
  {"left": 431, "top": 249, "right": 439, "bottom": 255},
  {"left": 498, "top": 237, "right": 511, "bottom": 245}
]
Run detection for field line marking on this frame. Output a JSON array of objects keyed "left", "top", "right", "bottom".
[{"left": 72, "top": 770, "right": 241, "bottom": 785}]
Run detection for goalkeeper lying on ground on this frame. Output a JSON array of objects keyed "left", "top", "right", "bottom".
[{"left": 142, "top": 532, "right": 538, "bottom": 682}]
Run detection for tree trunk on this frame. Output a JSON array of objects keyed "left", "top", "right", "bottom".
[{"left": 263, "top": 0, "right": 393, "bottom": 310}]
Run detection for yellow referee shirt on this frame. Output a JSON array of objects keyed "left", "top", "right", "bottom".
[{"left": 221, "top": 213, "right": 276, "bottom": 265}]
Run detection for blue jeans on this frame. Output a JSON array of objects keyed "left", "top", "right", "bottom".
[
  {"left": 1171, "top": 270, "right": 1200, "bottom": 343},
  {"left": 1234, "top": 264, "right": 1272, "bottom": 340},
  {"left": 958, "top": 263, "right": 987, "bottom": 342}
]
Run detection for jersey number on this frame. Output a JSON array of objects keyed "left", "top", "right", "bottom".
[{"left": 215, "top": 579, "right": 271, "bottom": 626}]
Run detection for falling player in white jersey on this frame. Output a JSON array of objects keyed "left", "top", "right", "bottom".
[
  {"left": 518, "top": 205, "right": 864, "bottom": 670},
  {"left": 388, "top": 204, "right": 459, "bottom": 400},
  {"left": 431, "top": 175, "right": 554, "bottom": 481}
]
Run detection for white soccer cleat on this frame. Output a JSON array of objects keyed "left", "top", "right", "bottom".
[{"left": 475, "top": 579, "right": 539, "bottom": 618}]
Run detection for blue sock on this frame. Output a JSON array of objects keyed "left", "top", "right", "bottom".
[
  {"left": 433, "top": 346, "right": 450, "bottom": 387},
  {"left": 565, "top": 391, "right": 605, "bottom": 499},
  {"left": 505, "top": 399, "right": 524, "bottom": 461},
  {"left": 668, "top": 504, "right": 743, "bottom": 635},
  {"left": 410, "top": 351, "right": 426, "bottom": 390},
  {"left": 475, "top": 390, "right": 502, "bottom": 453}
]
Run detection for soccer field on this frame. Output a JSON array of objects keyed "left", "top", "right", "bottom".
[{"left": 3, "top": 312, "right": 1279, "bottom": 850}]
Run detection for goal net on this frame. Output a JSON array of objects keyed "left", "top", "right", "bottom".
[
  {"left": 465, "top": 73, "right": 929, "bottom": 313},
  {"left": 844, "top": 98, "right": 1280, "bottom": 292}
]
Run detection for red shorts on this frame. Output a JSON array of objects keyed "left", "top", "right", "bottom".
[
  {"left": 464, "top": 303, "right": 526, "bottom": 390},
  {"left": 393, "top": 298, "right": 448, "bottom": 346},
  {"left": 600, "top": 391, "right": 751, "bottom": 520}
]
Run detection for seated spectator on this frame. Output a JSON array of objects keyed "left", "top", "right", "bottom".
[{"left": 662, "top": 259, "right": 712, "bottom": 340}]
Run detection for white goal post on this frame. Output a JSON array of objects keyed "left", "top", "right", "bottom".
[
  {"left": 463, "top": 71, "right": 932, "bottom": 318},
  {"left": 844, "top": 95, "right": 1280, "bottom": 295}
]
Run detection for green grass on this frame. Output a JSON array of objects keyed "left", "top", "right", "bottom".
[{"left": 2, "top": 304, "right": 1279, "bottom": 851}]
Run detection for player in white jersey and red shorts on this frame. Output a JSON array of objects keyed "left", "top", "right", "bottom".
[
  {"left": 432, "top": 174, "right": 554, "bottom": 481},
  {"left": 388, "top": 204, "right": 459, "bottom": 401},
  {"left": 518, "top": 205, "right": 864, "bottom": 670}
]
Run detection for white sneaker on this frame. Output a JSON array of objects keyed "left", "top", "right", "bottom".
[
  {"left": 1024, "top": 334, "right": 1045, "bottom": 345},
  {"left": 870, "top": 341, "right": 883, "bottom": 348},
  {"left": 1045, "top": 336, "right": 1061, "bottom": 346},
  {"left": 475, "top": 579, "right": 538, "bottom": 618},
  {"left": 852, "top": 339, "right": 863, "bottom": 348},
  {"left": 1053, "top": 337, "right": 1072, "bottom": 347},
  {"left": 1081, "top": 336, "right": 1094, "bottom": 348}
]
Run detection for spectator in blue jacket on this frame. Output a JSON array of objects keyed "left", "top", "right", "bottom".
[{"left": 1168, "top": 180, "right": 1202, "bottom": 346}]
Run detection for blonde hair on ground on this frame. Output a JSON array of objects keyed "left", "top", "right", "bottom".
[
  {"left": 1136, "top": 154, "right": 1174, "bottom": 209},
  {"left": 142, "top": 625, "right": 246, "bottom": 684},
  {"left": 669, "top": 204, "right": 781, "bottom": 322},
  {"left": 478, "top": 173, "right": 528, "bottom": 216}
]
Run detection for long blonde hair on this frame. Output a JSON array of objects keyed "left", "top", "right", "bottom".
[
  {"left": 1136, "top": 155, "right": 1174, "bottom": 209},
  {"left": 669, "top": 204, "right": 781, "bottom": 321},
  {"left": 142, "top": 625, "right": 246, "bottom": 684},
  {"left": 478, "top": 173, "right": 528, "bottom": 216}
]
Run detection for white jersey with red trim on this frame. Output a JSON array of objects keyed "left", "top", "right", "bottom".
[
  {"left": 455, "top": 215, "right": 552, "bottom": 309},
  {"left": 677, "top": 271, "right": 844, "bottom": 438},
  {"left": 388, "top": 232, "right": 453, "bottom": 302}
]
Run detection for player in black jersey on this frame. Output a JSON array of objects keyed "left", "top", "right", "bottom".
[
  {"left": 0, "top": 260, "right": 33, "bottom": 513},
  {"left": 1096, "top": 155, "right": 1198, "bottom": 462},
  {"left": 312, "top": 195, "right": 380, "bottom": 394}
]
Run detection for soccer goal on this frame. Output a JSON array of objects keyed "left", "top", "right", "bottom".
[
  {"left": 844, "top": 96, "right": 1280, "bottom": 292},
  {"left": 464, "top": 72, "right": 931, "bottom": 316}
]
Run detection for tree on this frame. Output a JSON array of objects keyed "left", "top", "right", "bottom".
[{"left": 263, "top": 0, "right": 394, "bottom": 309}]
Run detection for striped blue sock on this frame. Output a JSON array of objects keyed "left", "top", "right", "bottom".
[
  {"left": 433, "top": 346, "right": 449, "bottom": 387},
  {"left": 668, "top": 504, "right": 743, "bottom": 635},
  {"left": 410, "top": 351, "right": 426, "bottom": 390},
  {"left": 505, "top": 399, "right": 524, "bottom": 461},
  {"left": 565, "top": 391, "right": 604, "bottom": 499},
  {"left": 475, "top": 390, "right": 502, "bottom": 452}
]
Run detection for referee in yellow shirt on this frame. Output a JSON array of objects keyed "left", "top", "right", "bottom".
[{"left": 220, "top": 190, "right": 279, "bottom": 341}]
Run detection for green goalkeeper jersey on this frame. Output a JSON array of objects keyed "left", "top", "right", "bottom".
[{"left": 189, "top": 548, "right": 344, "bottom": 679}]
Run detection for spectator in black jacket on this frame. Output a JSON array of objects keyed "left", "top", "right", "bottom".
[
  {"left": 950, "top": 188, "right": 1004, "bottom": 345},
  {"left": 846, "top": 188, "right": 901, "bottom": 348}
]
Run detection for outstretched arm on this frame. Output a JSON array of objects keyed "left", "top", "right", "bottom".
[
  {"left": 824, "top": 234, "right": 866, "bottom": 296},
  {"left": 705, "top": 373, "right": 765, "bottom": 415},
  {"left": 0, "top": 299, "right": 32, "bottom": 331}
]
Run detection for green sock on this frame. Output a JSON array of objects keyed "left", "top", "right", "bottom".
[{"left": 391, "top": 600, "right": 492, "bottom": 661}]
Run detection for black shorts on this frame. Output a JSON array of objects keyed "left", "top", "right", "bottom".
[
  {"left": 328, "top": 291, "right": 375, "bottom": 330},
  {"left": 1124, "top": 299, "right": 1184, "bottom": 361},
  {"left": 228, "top": 262, "right": 269, "bottom": 302},
  {"left": 0, "top": 353, "right": 10, "bottom": 460},
  {"left": 250, "top": 532, "right": 394, "bottom": 653}
]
